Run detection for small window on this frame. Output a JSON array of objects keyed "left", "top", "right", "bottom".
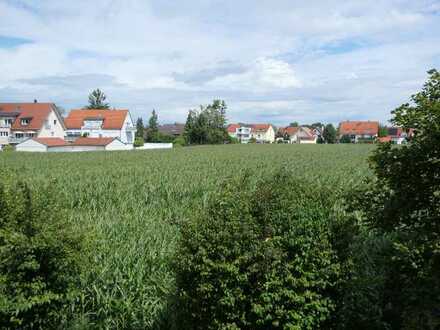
[
  {"left": 54, "top": 120, "right": 57, "bottom": 125},
  {"left": 21, "top": 118, "right": 30, "bottom": 126}
]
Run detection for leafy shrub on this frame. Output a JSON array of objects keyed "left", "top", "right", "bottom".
[
  {"left": 0, "top": 175, "right": 84, "bottom": 329},
  {"left": 1, "top": 145, "right": 14, "bottom": 152},
  {"left": 174, "top": 170, "right": 341, "bottom": 329},
  {"left": 134, "top": 137, "right": 144, "bottom": 147},
  {"left": 339, "top": 135, "right": 352, "bottom": 143},
  {"left": 173, "top": 136, "right": 186, "bottom": 147}
]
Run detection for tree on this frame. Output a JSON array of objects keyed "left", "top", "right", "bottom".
[
  {"left": 290, "top": 121, "right": 299, "bottom": 127},
  {"left": 135, "top": 117, "right": 144, "bottom": 139},
  {"left": 86, "top": 89, "right": 110, "bottom": 109},
  {"left": 378, "top": 125, "right": 388, "bottom": 137},
  {"left": 345, "top": 69, "right": 440, "bottom": 329},
  {"left": 184, "top": 100, "right": 228, "bottom": 145},
  {"left": 323, "top": 124, "right": 337, "bottom": 143},
  {"left": 146, "top": 110, "right": 159, "bottom": 142},
  {"left": 339, "top": 135, "right": 352, "bottom": 143}
]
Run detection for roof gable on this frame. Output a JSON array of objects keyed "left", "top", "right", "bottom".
[
  {"left": 65, "top": 109, "right": 128, "bottom": 130},
  {"left": 0, "top": 103, "right": 54, "bottom": 131},
  {"left": 339, "top": 121, "right": 379, "bottom": 136}
]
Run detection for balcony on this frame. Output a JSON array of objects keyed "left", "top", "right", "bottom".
[{"left": 8, "top": 136, "right": 28, "bottom": 144}]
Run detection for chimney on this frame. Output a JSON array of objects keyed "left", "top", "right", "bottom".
[{"left": 34, "top": 99, "right": 38, "bottom": 103}]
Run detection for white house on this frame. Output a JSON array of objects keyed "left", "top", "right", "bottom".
[
  {"left": 16, "top": 137, "right": 132, "bottom": 152},
  {"left": 278, "top": 126, "right": 318, "bottom": 144},
  {"left": 0, "top": 102, "right": 65, "bottom": 149},
  {"left": 64, "top": 109, "right": 136, "bottom": 145},
  {"left": 228, "top": 123, "right": 275, "bottom": 143},
  {"left": 338, "top": 121, "right": 379, "bottom": 143}
]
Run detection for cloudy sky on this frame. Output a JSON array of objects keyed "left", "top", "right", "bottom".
[{"left": 1, "top": 0, "right": 439, "bottom": 125}]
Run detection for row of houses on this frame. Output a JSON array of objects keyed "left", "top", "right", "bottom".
[
  {"left": 226, "top": 121, "right": 412, "bottom": 144},
  {"left": 0, "top": 102, "right": 136, "bottom": 152}
]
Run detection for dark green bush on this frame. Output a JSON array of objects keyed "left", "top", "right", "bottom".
[
  {"left": 174, "top": 171, "right": 341, "bottom": 329},
  {"left": 0, "top": 176, "right": 84, "bottom": 329},
  {"left": 134, "top": 136, "right": 144, "bottom": 147}
]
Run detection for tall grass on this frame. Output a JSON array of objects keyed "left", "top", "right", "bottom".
[{"left": 0, "top": 144, "right": 374, "bottom": 328}]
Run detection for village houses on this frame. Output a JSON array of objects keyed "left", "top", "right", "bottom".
[
  {"left": 277, "top": 126, "right": 318, "bottom": 144},
  {"left": 228, "top": 123, "right": 276, "bottom": 143},
  {"left": 0, "top": 102, "right": 65, "bottom": 150},
  {"left": 338, "top": 121, "right": 379, "bottom": 143}
]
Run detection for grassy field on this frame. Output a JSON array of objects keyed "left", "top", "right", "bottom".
[{"left": 0, "top": 144, "right": 375, "bottom": 328}]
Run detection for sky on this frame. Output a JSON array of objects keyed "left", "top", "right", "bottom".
[{"left": 0, "top": 0, "right": 439, "bottom": 126}]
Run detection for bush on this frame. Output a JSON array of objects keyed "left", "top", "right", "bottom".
[
  {"left": 339, "top": 135, "right": 352, "bottom": 143},
  {"left": 0, "top": 176, "right": 84, "bottom": 328},
  {"left": 1, "top": 145, "right": 14, "bottom": 152},
  {"left": 134, "top": 137, "right": 144, "bottom": 147},
  {"left": 173, "top": 136, "right": 186, "bottom": 147},
  {"left": 174, "top": 170, "right": 341, "bottom": 329}
]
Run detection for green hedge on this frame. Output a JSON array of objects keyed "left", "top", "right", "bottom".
[{"left": 174, "top": 171, "right": 342, "bottom": 329}]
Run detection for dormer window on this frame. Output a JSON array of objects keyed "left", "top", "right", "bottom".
[{"left": 21, "top": 118, "right": 31, "bottom": 126}]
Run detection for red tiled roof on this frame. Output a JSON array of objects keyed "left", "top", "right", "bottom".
[
  {"left": 64, "top": 109, "right": 128, "bottom": 130},
  {"left": 33, "top": 138, "right": 68, "bottom": 146},
  {"left": 0, "top": 103, "right": 54, "bottom": 131},
  {"left": 72, "top": 137, "right": 115, "bottom": 146},
  {"left": 250, "top": 124, "right": 271, "bottom": 132},
  {"left": 339, "top": 121, "right": 379, "bottom": 136},
  {"left": 227, "top": 124, "right": 240, "bottom": 133}
]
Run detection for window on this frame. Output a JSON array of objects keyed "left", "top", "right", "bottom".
[
  {"left": 0, "top": 132, "right": 8, "bottom": 137},
  {"left": 4, "top": 119, "right": 13, "bottom": 126},
  {"left": 15, "top": 133, "right": 24, "bottom": 138},
  {"left": 21, "top": 118, "right": 30, "bottom": 126},
  {"left": 54, "top": 119, "right": 57, "bottom": 125}
]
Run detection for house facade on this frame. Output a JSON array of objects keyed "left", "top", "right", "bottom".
[
  {"left": 64, "top": 109, "right": 136, "bottom": 145},
  {"left": 0, "top": 103, "right": 65, "bottom": 149},
  {"left": 228, "top": 123, "right": 275, "bottom": 143},
  {"left": 338, "top": 121, "right": 379, "bottom": 143},
  {"left": 278, "top": 126, "right": 318, "bottom": 144}
]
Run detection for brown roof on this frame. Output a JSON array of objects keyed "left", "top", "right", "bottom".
[
  {"left": 227, "top": 124, "right": 240, "bottom": 133},
  {"left": 250, "top": 124, "right": 272, "bottom": 132},
  {"left": 378, "top": 136, "right": 392, "bottom": 143},
  {"left": 64, "top": 109, "right": 128, "bottom": 129},
  {"left": 0, "top": 103, "right": 55, "bottom": 131},
  {"left": 72, "top": 137, "right": 115, "bottom": 146},
  {"left": 33, "top": 138, "right": 68, "bottom": 146},
  {"left": 339, "top": 121, "right": 379, "bottom": 136},
  {"left": 158, "top": 123, "right": 185, "bottom": 136}
]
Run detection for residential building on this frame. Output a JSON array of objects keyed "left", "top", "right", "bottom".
[
  {"left": 16, "top": 137, "right": 132, "bottom": 152},
  {"left": 278, "top": 126, "right": 318, "bottom": 144},
  {"left": 0, "top": 102, "right": 65, "bottom": 149},
  {"left": 228, "top": 123, "right": 275, "bottom": 143},
  {"left": 338, "top": 121, "right": 379, "bottom": 143},
  {"left": 378, "top": 127, "right": 413, "bottom": 144},
  {"left": 64, "top": 109, "right": 136, "bottom": 145}
]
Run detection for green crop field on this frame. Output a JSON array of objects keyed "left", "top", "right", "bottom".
[{"left": 0, "top": 144, "right": 375, "bottom": 328}]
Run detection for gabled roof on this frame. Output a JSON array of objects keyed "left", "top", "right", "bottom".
[
  {"left": 250, "top": 124, "right": 272, "bottom": 133},
  {"left": 33, "top": 138, "right": 68, "bottom": 146},
  {"left": 0, "top": 103, "right": 55, "bottom": 131},
  {"left": 227, "top": 123, "right": 240, "bottom": 133},
  {"left": 158, "top": 123, "right": 185, "bottom": 136},
  {"left": 72, "top": 137, "right": 115, "bottom": 146},
  {"left": 64, "top": 109, "right": 128, "bottom": 130},
  {"left": 339, "top": 121, "right": 379, "bottom": 136}
]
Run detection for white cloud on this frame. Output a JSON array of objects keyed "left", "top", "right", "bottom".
[{"left": 0, "top": 0, "right": 439, "bottom": 124}]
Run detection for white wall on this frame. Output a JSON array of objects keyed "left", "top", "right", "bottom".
[
  {"left": 16, "top": 139, "right": 47, "bottom": 152},
  {"left": 136, "top": 143, "right": 173, "bottom": 150},
  {"left": 106, "top": 139, "right": 134, "bottom": 150},
  {"left": 38, "top": 109, "right": 65, "bottom": 138},
  {"left": 48, "top": 145, "right": 105, "bottom": 152}
]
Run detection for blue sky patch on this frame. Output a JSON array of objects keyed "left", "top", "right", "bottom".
[{"left": 0, "top": 35, "right": 32, "bottom": 48}]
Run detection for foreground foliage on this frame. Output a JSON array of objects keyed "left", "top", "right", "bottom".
[
  {"left": 175, "top": 171, "right": 342, "bottom": 329},
  {"left": 0, "top": 176, "right": 84, "bottom": 329}
]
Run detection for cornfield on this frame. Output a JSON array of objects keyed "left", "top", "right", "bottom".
[{"left": 0, "top": 144, "right": 374, "bottom": 328}]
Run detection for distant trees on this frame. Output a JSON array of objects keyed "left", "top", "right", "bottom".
[
  {"left": 86, "top": 89, "right": 110, "bottom": 109},
  {"left": 323, "top": 124, "right": 337, "bottom": 143},
  {"left": 289, "top": 121, "right": 299, "bottom": 127},
  {"left": 339, "top": 69, "right": 440, "bottom": 329},
  {"left": 136, "top": 117, "right": 144, "bottom": 139},
  {"left": 184, "top": 100, "right": 228, "bottom": 145},
  {"left": 378, "top": 125, "right": 388, "bottom": 137},
  {"left": 146, "top": 110, "right": 159, "bottom": 142}
]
